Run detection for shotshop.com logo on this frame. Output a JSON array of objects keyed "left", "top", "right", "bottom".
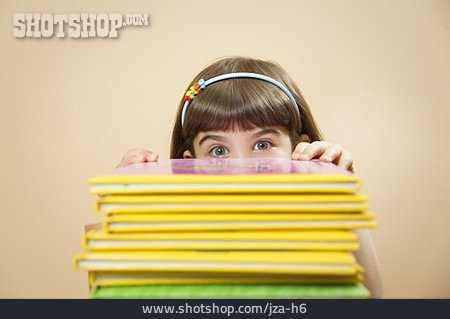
[{"left": 13, "top": 13, "right": 149, "bottom": 38}]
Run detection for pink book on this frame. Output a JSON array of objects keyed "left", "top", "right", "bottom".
[{"left": 89, "top": 158, "right": 360, "bottom": 195}]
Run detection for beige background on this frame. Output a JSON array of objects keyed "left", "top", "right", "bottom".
[{"left": 0, "top": 0, "right": 449, "bottom": 298}]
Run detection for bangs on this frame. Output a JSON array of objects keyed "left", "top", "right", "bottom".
[{"left": 182, "top": 78, "right": 301, "bottom": 136}]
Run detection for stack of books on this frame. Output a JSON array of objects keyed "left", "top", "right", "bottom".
[{"left": 74, "top": 158, "right": 376, "bottom": 298}]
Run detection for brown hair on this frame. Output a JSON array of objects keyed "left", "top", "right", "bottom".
[{"left": 170, "top": 57, "right": 323, "bottom": 158}]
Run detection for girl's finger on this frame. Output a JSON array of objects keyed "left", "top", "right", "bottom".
[
  {"left": 117, "top": 149, "right": 155, "bottom": 168},
  {"left": 337, "top": 150, "right": 354, "bottom": 172},
  {"left": 117, "top": 156, "right": 131, "bottom": 168},
  {"left": 125, "top": 148, "right": 154, "bottom": 156},
  {"left": 292, "top": 142, "right": 311, "bottom": 159},
  {"left": 146, "top": 152, "right": 159, "bottom": 162},
  {"left": 118, "top": 153, "right": 146, "bottom": 168},
  {"left": 319, "top": 144, "right": 343, "bottom": 163},
  {"left": 131, "top": 153, "right": 148, "bottom": 164},
  {"left": 298, "top": 141, "right": 331, "bottom": 160}
]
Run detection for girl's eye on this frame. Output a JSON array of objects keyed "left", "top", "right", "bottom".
[
  {"left": 209, "top": 146, "right": 229, "bottom": 157},
  {"left": 254, "top": 141, "right": 272, "bottom": 151}
]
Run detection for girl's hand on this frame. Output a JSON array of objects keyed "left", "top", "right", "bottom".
[
  {"left": 117, "top": 148, "right": 159, "bottom": 168},
  {"left": 291, "top": 141, "right": 354, "bottom": 172}
]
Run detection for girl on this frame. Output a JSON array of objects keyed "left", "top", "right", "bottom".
[
  {"left": 119, "top": 57, "right": 353, "bottom": 169},
  {"left": 116, "top": 56, "right": 382, "bottom": 297}
]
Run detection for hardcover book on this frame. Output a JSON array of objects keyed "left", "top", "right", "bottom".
[
  {"left": 84, "top": 229, "right": 360, "bottom": 251},
  {"left": 89, "top": 271, "right": 364, "bottom": 287},
  {"left": 90, "top": 283, "right": 370, "bottom": 298},
  {"left": 89, "top": 158, "right": 361, "bottom": 195},
  {"left": 75, "top": 250, "right": 361, "bottom": 276},
  {"left": 96, "top": 194, "right": 369, "bottom": 214},
  {"left": 103, "top": 212, "right": 376, "bottom": 233}
]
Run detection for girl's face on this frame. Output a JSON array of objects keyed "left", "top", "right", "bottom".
[{"left": 183, "top": 126, "right": 293, "bottom": 159}]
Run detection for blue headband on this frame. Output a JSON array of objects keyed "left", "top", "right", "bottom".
[{"left": 181, "top": 72, "right": 300, "bottom": 127}]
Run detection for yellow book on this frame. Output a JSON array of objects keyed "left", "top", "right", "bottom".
[
  {"left": 83, "top": 229, "right": 360, "bottom": 251},
  {"left": 104, "top": 212, "right": 376, "bottom": 233},
  {"left": 89, "top": 271, "right": 364, "bottom": 287},
  {"left": 89, "top": 158, "right": 361, "bottom": 195},
  {"left": 96, "top": 194, "right": 369, "bottom": 214},
  {"left": 74, "top": 250, "right": 361, "bottom": 275}
]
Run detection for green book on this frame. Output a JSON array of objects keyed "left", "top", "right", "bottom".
[{"left": 91, "top": 284, "right": 370, "bottom": 299}]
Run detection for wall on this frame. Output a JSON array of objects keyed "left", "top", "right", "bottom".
[{"left": 0, "top": 0, "right": 449, "bottom": 298}]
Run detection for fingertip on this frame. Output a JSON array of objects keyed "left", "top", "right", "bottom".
[
  {"left": 341, "top": 158, "right": 354, "bottom": 172},
  {"left": 147, "top": 153, "right": 158, "bottom": 162},
  {"left": 319, "top": 155, "right": 332, "bottom": 162},
  {"left": 298, "top": 153, "right": 311, "bottom": 160},
  {"left": 131, "top": 153, "right": 146, "bottom": 163},
  {"left": 337, "top": 160, "right": 351, "bottom": 171},
  {"left": 118, "top": 156, "right": 134, "bottom": 167}
]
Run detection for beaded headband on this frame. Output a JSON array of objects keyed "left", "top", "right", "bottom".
[{"left": 181, "top": 72, "right": 300, "bottom": 127}]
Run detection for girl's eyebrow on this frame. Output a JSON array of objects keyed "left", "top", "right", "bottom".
[
  {"left": 252, "top": 128, "right": 281, "bottom": 138},
  {"left": 198, "top": 134, "right": 227, "bottom": 146}
]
